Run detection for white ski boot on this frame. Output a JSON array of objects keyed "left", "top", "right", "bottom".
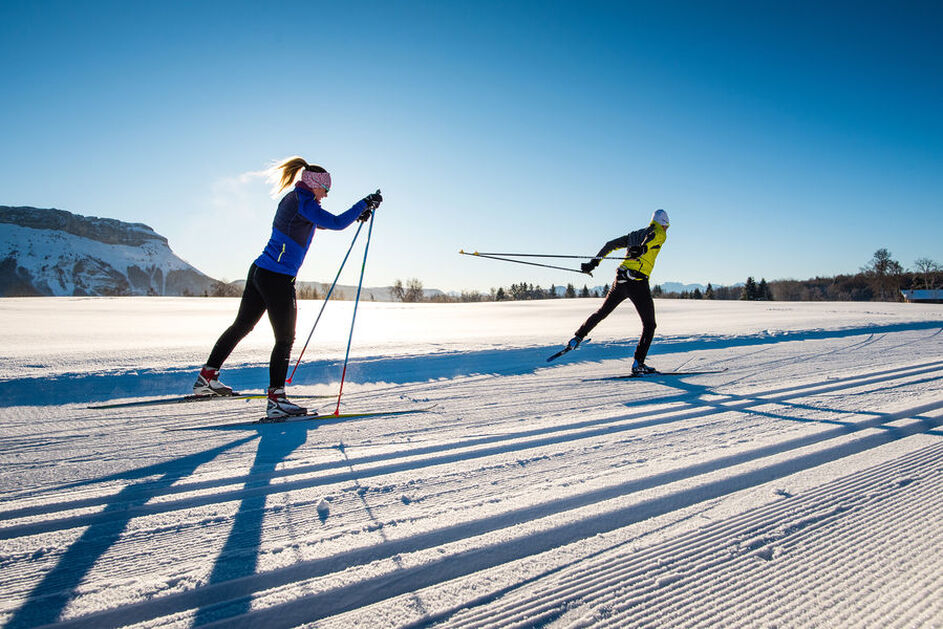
[
  {"left": 193, "top": 366, "right": 234, "bottom": 396},
  {"left": 266, "top": 388, "right": 308, "bottom": 419},
  {"left": 632, "top": 360, "right": 658, "bottom": 376}
]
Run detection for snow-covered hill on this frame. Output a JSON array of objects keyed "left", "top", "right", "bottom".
[
  {"left": 0, "top": 298, "right": 941, "bottom": 627},
  {"left": 0, "top": 206, "right": 222, "bottom": 296}
]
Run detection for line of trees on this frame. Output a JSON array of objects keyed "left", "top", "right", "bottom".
[
  {"left": 391, "top": 278, "right": 605, "bottom": 303},
  {"left": 655, "top": 249, "right": 941, "bottom": 302},
  {"left": 393, "top": 249, "right": 940, "bottom": 304}
]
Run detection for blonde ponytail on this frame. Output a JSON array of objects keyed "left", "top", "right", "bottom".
[
  {"left": 268, "top": 156, "right": 329, "bottom": 196},
  {"left": 269, "top": 156, "right": 309, "bottom": 196}
]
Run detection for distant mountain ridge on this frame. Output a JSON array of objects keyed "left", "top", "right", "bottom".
[
  {"left": 0, "top": 206, "right": 222, "bottom": 296},
  {"left": 657, "top": 281, "right": 708, "bottom": 293}
]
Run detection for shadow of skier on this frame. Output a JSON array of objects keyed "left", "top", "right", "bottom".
[
  {"left": 191, "top": 424, "right": 308, "bottom": 625},
  {"left": 5, "top": 435, "right": 256, "bottom": 629}
]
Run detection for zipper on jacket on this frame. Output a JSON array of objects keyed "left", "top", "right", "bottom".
[{"left": 277, "top": 243, "right": 286, "bottom": 263}]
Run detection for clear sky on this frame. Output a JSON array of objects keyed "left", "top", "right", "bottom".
[{"left": 1, "top": 1, "right": 941, "bottom": 292}]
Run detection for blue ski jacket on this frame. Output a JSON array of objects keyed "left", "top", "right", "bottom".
[{"left": 254, "top": 183, "right": 367, "bottom": 277}]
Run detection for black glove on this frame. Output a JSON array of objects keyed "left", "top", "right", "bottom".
[
  {"left": 363, "top": 190, "right": 383, "bottom": 211},
  {"left": 357, "top": 208, "right": 373, "bottom": 222},
  {"left": 627, "top": 245, "right": 644, "bottom": 259},
  {"left": 580, "top": 261, "right": 598, "bottom": 274}
]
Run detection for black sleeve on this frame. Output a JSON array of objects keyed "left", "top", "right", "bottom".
[{"left": 594, "top": 234, "right": 630, "bottom": 259}]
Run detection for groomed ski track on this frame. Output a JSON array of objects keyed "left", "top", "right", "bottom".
[{"left": 0, "top": 303, "right": 941, "bottom": 628}]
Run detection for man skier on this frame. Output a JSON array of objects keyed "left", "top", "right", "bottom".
[{"left": 567, "top": 209, "right": 669, "bottom": 375}]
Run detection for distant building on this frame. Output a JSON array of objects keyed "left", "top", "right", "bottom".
[{"left": 901, "top": 289, "right": 943, "bottom": 304}]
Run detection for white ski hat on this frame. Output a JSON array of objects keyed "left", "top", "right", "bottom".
[{"left": 652, "top": 209, "right": 669, "bottom": 228}]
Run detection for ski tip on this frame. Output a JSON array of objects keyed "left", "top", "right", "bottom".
[{"left": 459, "top": 249, "right": 465, "bottom": 254}]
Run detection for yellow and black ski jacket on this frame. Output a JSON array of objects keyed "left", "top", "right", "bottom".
[{"left": 593, "top": 220, "right": 667, "bottom": 280}]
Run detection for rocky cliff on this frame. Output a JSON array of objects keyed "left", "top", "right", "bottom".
[{"left": 0, "top": 206, "right": 225, "bottom": 297}]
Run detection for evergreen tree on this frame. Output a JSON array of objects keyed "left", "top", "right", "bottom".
[
  {"left": 496, "top": 287, "right": 506, "bottom": 301},
  {"left": 692, "top": 287, "right": 703, "bottom": 299},
  {"left": 704, "top": 283, "right": 714, "bottom": 299},
  {"left": 580, "top": 284, "right": 591, "bottom": 298},
  {"left": 758, "top": 278, "right": 773, "bottom": 300},
  {"left": 565, "top": 283, "right": 576, "bottom": 298},
  {"left": 741, "top": 276, "right": 758, "bottom": 300},
  {"left": 652, "top": 284, "right": 664, "bottom": 297},
  {"left": 548, "top": 283, "right": 557, "bottom": 298}
]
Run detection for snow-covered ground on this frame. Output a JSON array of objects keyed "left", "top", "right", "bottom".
[{"left": 1, "top": 297, "right": 942, "bottom": 628}]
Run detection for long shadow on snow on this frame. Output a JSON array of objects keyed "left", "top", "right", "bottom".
[
  {"left": 46, "top": 375, "right": 943, "bottom": 628},
  {"left": 192, "top": 425, "right": 307, "bottom": 626},
  {"left": 175, "top": 406, "right": 943, "bottom": 628},
  {"left": 4, "top": 435, "right": 256, "bottom": 629},
  {"left": 3, "top": 321, "right": 941, "bottom": 407},
  {"left": 3, "top": 360, "right": 941, "bottom": 535}
]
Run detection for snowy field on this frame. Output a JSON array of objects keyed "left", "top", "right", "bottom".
[{"left": 1, "top": 296, "right": 942, "bottom": 628}]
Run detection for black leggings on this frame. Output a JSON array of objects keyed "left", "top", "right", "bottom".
[
  {"left": 206, "top": 264, "right": 297, "bottom": 389},
  {"left": 575, "top": 275, "right": 656, "bottom": 363}
]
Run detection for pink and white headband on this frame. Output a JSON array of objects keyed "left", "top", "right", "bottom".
[{"left": 301, "top": 169, "right": 332, "bottom": 191}]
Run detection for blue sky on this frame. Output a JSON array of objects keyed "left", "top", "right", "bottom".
[{"left": 1, "top": 1, "right": 940, "bottom": 291}]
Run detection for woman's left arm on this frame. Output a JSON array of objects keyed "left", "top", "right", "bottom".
[{"left": 300, "top": 198, "right": 368, "bottom": 230}]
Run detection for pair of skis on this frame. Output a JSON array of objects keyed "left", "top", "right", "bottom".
[
  {"left": 581, "top": 370, "right": 728, "bottom": 382},
  {"left": 546, "top": 338, "right": 727, "bottom": 379},
  {"left": 88, "top": 391, "right": 435, "bottom": 425},
  {"left": 87, "top": 392, "right": 331, "bottom": 410},
  {"left": 254, "top": 405, "right": 436, "bottom": 425}
]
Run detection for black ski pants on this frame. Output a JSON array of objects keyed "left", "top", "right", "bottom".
[
  {"left": 207, "top": 263, "right": 296, "bottom": 389},
  {"left": 575, "top": 275, "right": 656, "bottom": 364}
]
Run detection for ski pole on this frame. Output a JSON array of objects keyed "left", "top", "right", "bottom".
[
  {"left": 286, "top": 221, "right": 365, "bottom": 385},
  {"left": 459, "top": 250, "right": 589, "bottom": 274},
  {"left": 334, "top": 208, "right": 376, "bottom": 416},
  {"left": 462, "top": 250, "right": 626, "bottom": 261}
]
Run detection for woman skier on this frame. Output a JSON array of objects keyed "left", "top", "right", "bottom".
[
  {"left": 193, "top": 157, "right": 382, "bottom": 418},
  {"left": 567, "top": 209, "right": 669, "bottom": 375}
]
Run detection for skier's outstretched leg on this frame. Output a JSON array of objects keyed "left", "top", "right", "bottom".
[
  {"left": 574, "top": 278, "right": 630, "bottom": 340},
  {"left": 197, "top": 265, "right": 268, "bottom": 395}
]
